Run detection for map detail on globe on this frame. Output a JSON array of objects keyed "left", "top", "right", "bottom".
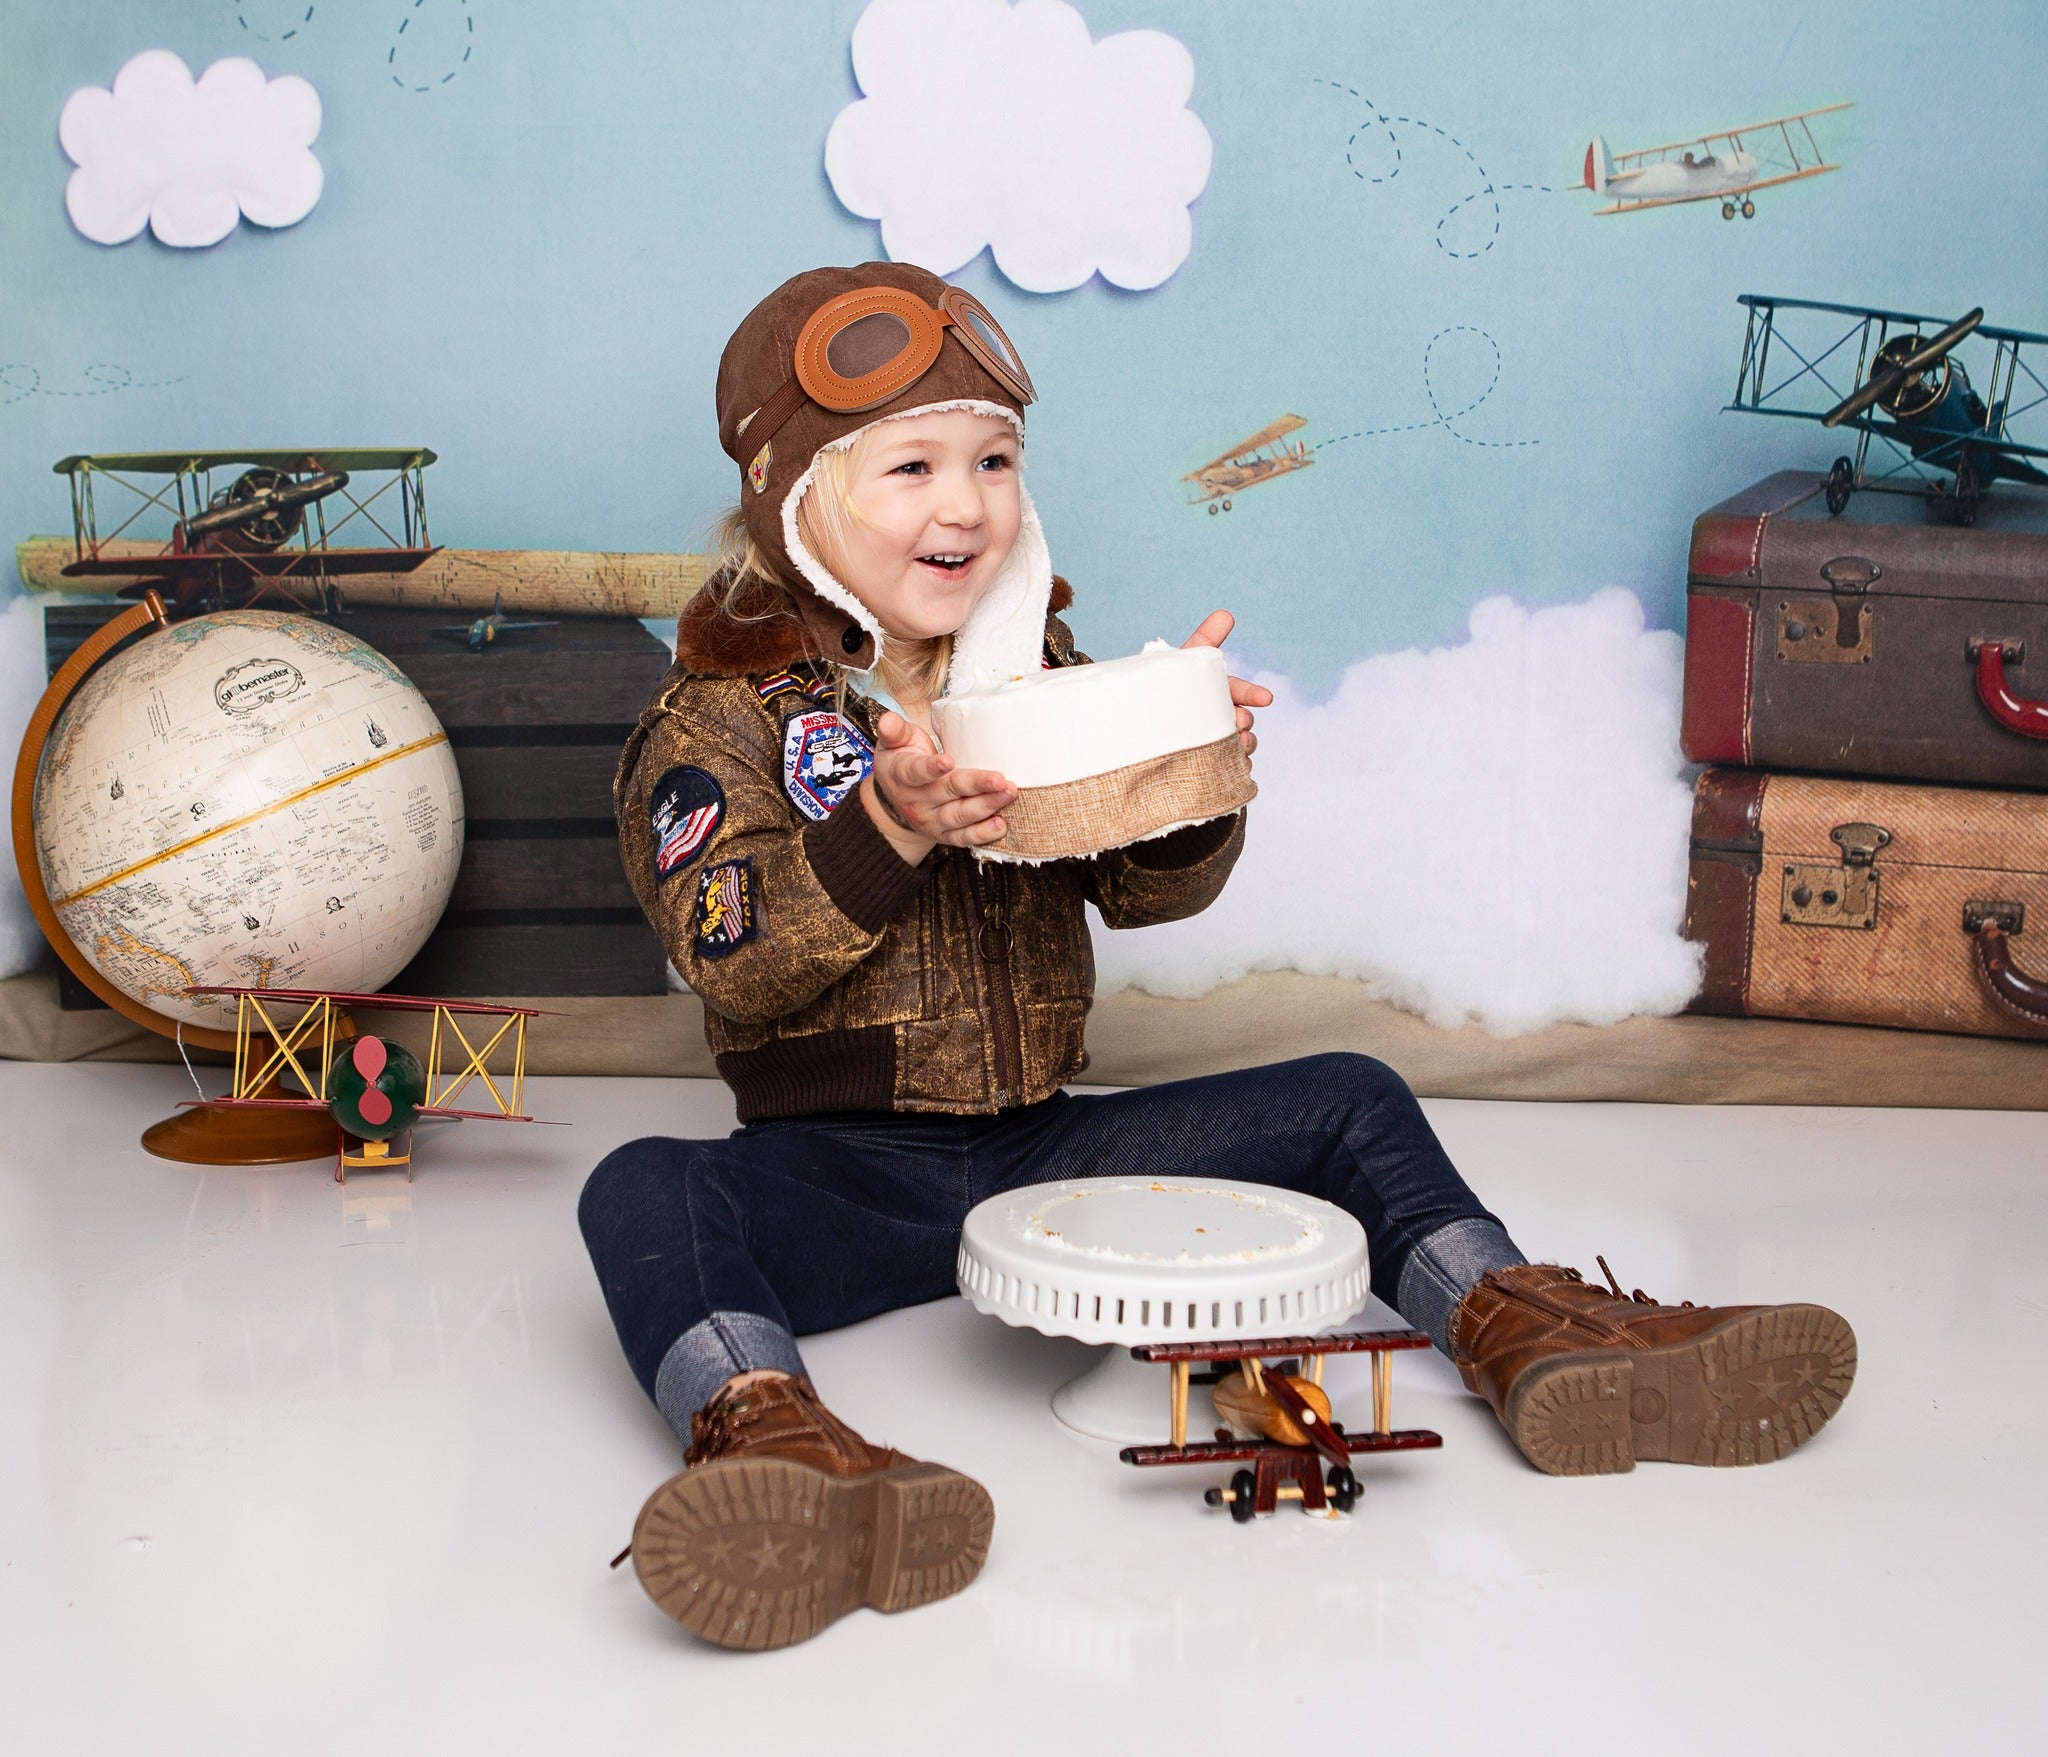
[{"left": 34, "top": 610, "right": 465, "bottom": 1030}]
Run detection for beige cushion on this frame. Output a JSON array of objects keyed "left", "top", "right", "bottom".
[{"left": 3, "top": 965, "right": 2040, "bottom": 1109}]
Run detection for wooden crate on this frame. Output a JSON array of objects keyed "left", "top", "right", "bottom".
[{"left": 41, "top": 601, "right": 672, "bottom": 1001}]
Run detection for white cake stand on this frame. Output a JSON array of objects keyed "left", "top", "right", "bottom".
[{"left": 956, "top": 1177, "right": 1370, "bottom": 1443}]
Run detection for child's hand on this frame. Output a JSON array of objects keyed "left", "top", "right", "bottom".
[
  {"left": 1182, "top": 610, "right": 1273, "bottom": 758},
  {"left": 862, "top": 710, "right": 1016, "bottom": 863}
]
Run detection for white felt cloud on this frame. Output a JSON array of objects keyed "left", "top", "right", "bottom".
[
  {"left": 1092, "top": 590, "right": 1705, "bottom": 1035},
  {"left": 825, "top": 0, "right": 1212, "bottom": 293},
  {"left": 59, "top": 50, "right": 323, "bottom": 248}
]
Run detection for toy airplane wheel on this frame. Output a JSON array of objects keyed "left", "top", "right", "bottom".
[
  {"left": 1741, "top": 199, "right": 1756, "bottom": 218},
  {"left": 1721, "top": 200, "right": 1736, "bottom": 219},
  {"left": 1227, "top": 1468, "right": 1256, "bottom": 1522},
  {"left": 1826, "top": 456, "right": 1855, "bottom": 516},
  {"left": 1327, "top": 1465, "right": 1359, "bottom": 1513}
]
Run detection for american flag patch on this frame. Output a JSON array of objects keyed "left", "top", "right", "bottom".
[
  {"left": 649, "top": 765, "right": 725, "bottom": 881},
  {"left": 693, "top": 858, "right": 758, "bottom": 959}
]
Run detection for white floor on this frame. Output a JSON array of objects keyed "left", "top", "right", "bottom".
[{"left": 2, "top": 1064, "right": 2042, "bottom": 1755}]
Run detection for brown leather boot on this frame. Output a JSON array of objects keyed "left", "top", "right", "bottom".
[
  {"left": 1450, "top": 1260, "right": 1856, "bottom": 1476},
  {"left": 629, "top": 1375, "right": 994, "bottom": 1651}
]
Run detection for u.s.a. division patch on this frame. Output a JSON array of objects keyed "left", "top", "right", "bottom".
[
  {"left": 693, "top": 857, "right": 758, "bottom": 959},
  {"left": 649, "top": 764, "right": 725, "bottom": 880},
  {"left": 781, "top": 708, "right": 873, "bottom": 821}
]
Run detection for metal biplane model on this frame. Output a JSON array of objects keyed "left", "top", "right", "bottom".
[
  {"left": 183, "top": 985, "right": 547, "bottom": 1181},
  {"left": 434, "top": 589, "right": 558, "bottom": 650},
  {"left": 1727, "top": 296, "right": 2048, "bottom": 522},
  {"left": 1121, "top": 1329, "right": 1442, "bottom": 1521},
  {"left": 53, "top": 448, "right": 439, "bottom": 615},
  {"left": 1582, "top": 103, "right": 1851, "bottom": 219},
  {"left": 1183, "top": 415, "right": 1313, "bottom": 513}
]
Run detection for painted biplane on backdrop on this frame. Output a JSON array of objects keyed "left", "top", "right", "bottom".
[
  {"left": 1582, "top": 103, "right": 1851, "bottom": 220},
  {"left": 54, "top": 448, "right": 439, "bottom": 614},
  {"left": 1183, "top": 415, "right": 1313, "bottom": 512},
  {"left": 1727, "top": 296, "right": 2048, "bottom": 522}
]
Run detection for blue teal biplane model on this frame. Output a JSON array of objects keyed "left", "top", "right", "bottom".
[{"left": 1728, "top": 297, "right": 2048, "bottom": 523}]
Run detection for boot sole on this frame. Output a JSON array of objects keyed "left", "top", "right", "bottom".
[
  {"left": 1503, "top": 1304, "right": 1857, "bottom": 1476},
  {"left": 631, "top": 1458, "right": 994, "bottom": 1651}
]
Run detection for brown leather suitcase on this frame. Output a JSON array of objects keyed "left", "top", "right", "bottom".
[
  {"left": 1685, "top": 768, "right": 2048, "bottom": 1039},
  {"left": 1684, "top": 472, "right": 2048, "bottom": 786}
]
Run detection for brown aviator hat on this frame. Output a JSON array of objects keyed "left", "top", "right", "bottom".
[{"left": 697, "top": 262, "right": 1049, "bottom": 680}]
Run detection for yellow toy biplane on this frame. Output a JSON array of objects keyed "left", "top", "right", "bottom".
[{"left": 1183, "top": 415, "right": 1313, "bottom": 512}]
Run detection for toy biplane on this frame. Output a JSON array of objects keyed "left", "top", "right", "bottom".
[
  {"left": 1183, "top": 415, "right": 1313, "bottom": 513},
  {"left": 1727, "top": 296, "right": 2048, "bottom": 522},
  {"left": 182, "top": 984, "right": 546, "bottom": 1181},
  {"left": 1582, "top": 103, "right": 1850, "bottom": 219},
  {"left": 53, "top": 448, "right": 439, "bottom": 615},
  {"left": 1121, "top": 1329, "right": 1441, "bottom": 1521},
  {"left": 434, "top": 589, "right": 558, "bottom": 650}
]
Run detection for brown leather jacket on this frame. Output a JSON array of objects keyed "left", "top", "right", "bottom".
[{"left": 615, "top": 590, "right": 1244, "bottom": 1121}]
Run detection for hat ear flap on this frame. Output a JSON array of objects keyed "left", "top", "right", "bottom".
[{"left": 945, "top": 479, "right": 1052, "bottom": 696}]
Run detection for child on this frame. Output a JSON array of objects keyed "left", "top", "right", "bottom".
[{"left": 581, "top": 263, "right": 1857, "bottom": 1652}]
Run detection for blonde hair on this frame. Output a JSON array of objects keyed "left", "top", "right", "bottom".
[{"left": 698, "top": 430, "right": 954, "bottom": 710}]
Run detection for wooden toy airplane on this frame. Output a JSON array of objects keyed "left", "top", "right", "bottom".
[{"left": 1121, "top": 1329, "right": 1442, "bottom": 1521}]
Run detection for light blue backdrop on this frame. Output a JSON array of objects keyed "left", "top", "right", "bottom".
[{"left": 5, "top": 1, "right": 2044, "bottom": 691}]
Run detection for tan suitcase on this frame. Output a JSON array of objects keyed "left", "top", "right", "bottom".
[{"left": 1685, "top": 768, "right": 2048, "bottom": 1038}]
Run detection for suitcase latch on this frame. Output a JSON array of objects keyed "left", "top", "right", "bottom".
[
  {"left": 1780, "top": 821, "right": 1891, "bottom": 930},
  {"left": 1775, "top": 557, "right": 1878, "bottom": 665}
]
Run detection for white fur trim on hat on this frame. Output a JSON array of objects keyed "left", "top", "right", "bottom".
[{"left": 779, "top": 399, "right": 1053, "bottom": 695}]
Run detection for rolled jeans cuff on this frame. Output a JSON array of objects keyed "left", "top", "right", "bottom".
[
  {"left": 652, "top": 1310, "right": 807, "bottom": 1443},
  {"left": 1394, "top": 1216, "right": 1527, "bottom": 1357}
]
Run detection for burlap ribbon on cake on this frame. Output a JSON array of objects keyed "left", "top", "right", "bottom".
[{"left": 983, "top": 733, "right": 1256, "bottom": 862}]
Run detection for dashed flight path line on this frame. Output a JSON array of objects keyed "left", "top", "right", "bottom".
[
  {"left": 1317, "top": 327, "right": 1539, "bottom": 451},
  {"left": 1315, "top": 80, "right": 1554, "bottom": 260}
]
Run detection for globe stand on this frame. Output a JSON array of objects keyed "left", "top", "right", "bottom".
[{"left": 142, "top": 1052, "right": 334, "bottom": 1166}]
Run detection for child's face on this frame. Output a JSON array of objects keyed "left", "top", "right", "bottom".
[{"left": 832, "top": 409, "right": 1021, "bottom": 646}]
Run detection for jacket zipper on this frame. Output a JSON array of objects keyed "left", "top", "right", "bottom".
[{"left": 970, "top": 860, "right": 1025, "bottom": 1106}]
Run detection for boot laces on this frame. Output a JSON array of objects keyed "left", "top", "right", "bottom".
[
  {"left": 685, "top": 1381, "right": 771, "bottom": 1463},
  {"left": 1583, "top": 1254, "right": 1694, "bottom": 1309}
]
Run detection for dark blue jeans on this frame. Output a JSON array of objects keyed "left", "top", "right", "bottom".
[{"left": 579, "top": 1053, "right": 1524, "bottom": 1439}]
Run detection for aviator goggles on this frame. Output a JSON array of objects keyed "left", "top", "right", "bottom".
[{"left": 735, "top": 285, "right": 1035, "bottom": 461}]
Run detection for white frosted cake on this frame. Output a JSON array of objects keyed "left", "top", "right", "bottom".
[{"left": 933, "top": 641, "right": 1256, "bottom": 860}]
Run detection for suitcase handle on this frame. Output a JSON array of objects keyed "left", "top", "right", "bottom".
[
  {"left": 1971, "top": 639, "right": 2048, "bottom": 740},
  {"left": 1967, "top": 914, "right": 2048, "bottom": 1030}
]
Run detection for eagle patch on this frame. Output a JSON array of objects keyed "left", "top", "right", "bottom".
[
  {"left": 781, "top": 708, "right": 873, "bottom": 821},
  {"left": 649, "top": 765, "right": 724, "bottom": 880},
  {"left": 693, "top": 858, "right": 758, "bottom": 959}
]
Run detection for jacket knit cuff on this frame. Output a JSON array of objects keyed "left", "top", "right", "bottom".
[
  {"left": 802, "top": 796, "right": 930, "bottom": 933},
  {"left": 1122, "top": 811, "right": 1242, "bottom": 871}
]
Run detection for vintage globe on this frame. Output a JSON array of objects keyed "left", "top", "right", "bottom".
[{"left": 31, "top": 609, "right": 464, "bottom": 1031}]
